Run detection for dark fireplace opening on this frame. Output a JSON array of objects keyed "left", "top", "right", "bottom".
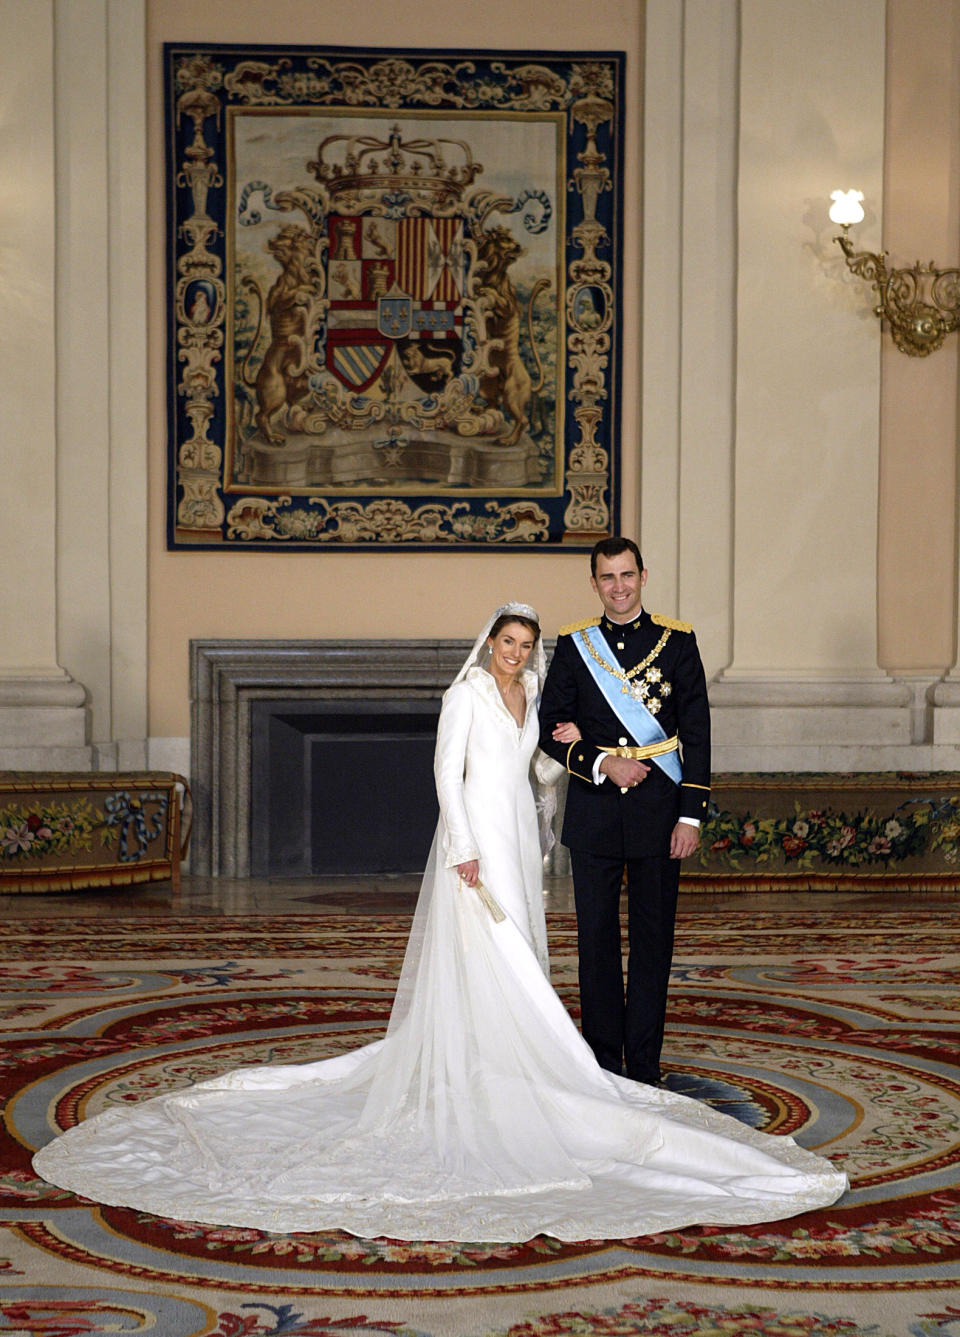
[{"left": 251, "top": 698, "right": 441, "bottom": 876}]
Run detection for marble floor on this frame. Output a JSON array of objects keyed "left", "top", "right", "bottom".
[{"left": 1, "top": 873, "right": 955, "bottom": 919}]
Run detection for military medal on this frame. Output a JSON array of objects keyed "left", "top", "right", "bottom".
[{"left": 580, "top": 624, "right": 674, "bottom": 712}]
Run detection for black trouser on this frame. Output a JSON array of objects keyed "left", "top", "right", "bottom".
[{"left": 570, "top": 848, "right": 680, "bottom": 1083}]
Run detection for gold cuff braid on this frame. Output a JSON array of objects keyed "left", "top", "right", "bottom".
[{"left": 599, "top": 736, "right": 679, "bottom": 761}]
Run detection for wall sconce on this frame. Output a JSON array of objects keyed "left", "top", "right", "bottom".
[{"left": 829, "top": 189, "right": 960, "bottom": 357}]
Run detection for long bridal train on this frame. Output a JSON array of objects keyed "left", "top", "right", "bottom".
[
  {"left": 31, "top": 841, "right": 847, "bottom": 1241},
  {"left": 33, "top": 614, "right": 847, "bottom": 1242}
]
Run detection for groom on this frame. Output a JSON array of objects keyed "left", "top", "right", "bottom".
[{"left": 538, "top": 537, "right": 711, "bottom": 1085}]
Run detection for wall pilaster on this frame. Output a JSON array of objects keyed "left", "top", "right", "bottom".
[
  {"left": 0, "top": 0, "right": 90, "bottom": 767},
  {"left": 709, "top": 0, "right": 911, "bottom": 768},
  {"left": 0, "top": 0, "right": 149, "bottom": 772}
]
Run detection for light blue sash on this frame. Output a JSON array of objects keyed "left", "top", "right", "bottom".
[{"left": 574, "top": 625, "right": 682, "bottom": 785}]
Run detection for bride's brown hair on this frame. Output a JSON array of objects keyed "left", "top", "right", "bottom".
[{"left": 487, "top": 612, "right": 541, "bottom": 643}]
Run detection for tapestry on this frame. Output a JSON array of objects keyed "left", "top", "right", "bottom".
[
  {"left": 687, "top": 772, "right": 960, "bottom": 891},
  {"left": 164, "top": 44, "right": 625, "bottom": 549}
]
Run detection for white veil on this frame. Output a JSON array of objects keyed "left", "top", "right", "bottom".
[
  {"left": 450, "top": 600, "right": 548, "bottom": 691},
  {"left": 448, "top": 601, "right": 558, "bottom": 855},
  {"left": 360, "top": 602, "right": 558, "bottom": 1122}
]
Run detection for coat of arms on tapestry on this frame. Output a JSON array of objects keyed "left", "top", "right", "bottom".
[{"left": 165, "top": 45, "right": 624, "bottom": 549}]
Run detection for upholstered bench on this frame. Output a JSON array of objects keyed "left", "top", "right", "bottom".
[
  {"left": 0, "top": 772, "right": 191, "bottom": 894},
  {"left": 683, "top": 771, "right": 960, "bottom": 891}
]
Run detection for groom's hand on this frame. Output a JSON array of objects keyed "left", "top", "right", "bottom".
[
  {"left": 599, "top": 756, "right": 650, "bottom": 788},
  {"left": 670, "top": 821, "right": 699, "bottom": 859}
]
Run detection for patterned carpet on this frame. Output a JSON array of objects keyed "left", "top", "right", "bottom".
[{"left": 2, "top": 904, "right": 960, "bottom": 1336}]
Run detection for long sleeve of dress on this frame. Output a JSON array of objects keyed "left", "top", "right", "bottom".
[
  {"left": 433, "top": 683, "right": 480, "bottom": 868},
  {"left": 533, "top": 747, "right": 566, "bottom": 787}
]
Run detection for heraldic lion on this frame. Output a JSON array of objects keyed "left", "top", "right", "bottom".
[
  {"left": 474, "top": 225, "right": 547, "bottom": 448},
  {"left": 241, "top": 225, "right": 320, "bottom": 445}
]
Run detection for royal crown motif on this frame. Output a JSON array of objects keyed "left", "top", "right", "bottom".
[{"left": 308, "top": 124, "right": 482, "bottom": 213}]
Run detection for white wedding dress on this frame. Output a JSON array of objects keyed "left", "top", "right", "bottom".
[{"left": 33, "top": 625, "right": 847, "bottom": 1242}]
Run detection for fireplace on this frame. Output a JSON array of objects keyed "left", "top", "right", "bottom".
[
  {"left": 190, "top": 638, "right": 565, "bottom": 880},
  {"left": 190, "top": 640, "right": 464, "bottom": 877},
  {"left": 250, "top": 697, "right": 441, "bottom": 876}
]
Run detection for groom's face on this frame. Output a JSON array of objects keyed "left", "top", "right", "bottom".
[{"left": 591, "top": 553, "right": 647, "bottom": 623}]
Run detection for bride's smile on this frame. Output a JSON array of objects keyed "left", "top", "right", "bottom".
[{"left": 487, "top": 623, "right": 536, "bottom": 684}]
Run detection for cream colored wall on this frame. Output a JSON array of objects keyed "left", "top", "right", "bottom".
[
  {"left": 141, "top": 0, "right": 960, "bottom": 755},
  {"left": 641, "top": 0, "right": 739, "bottom": 677},
  {"left": 7, "top": 0, "right": 960, "bottom": 772},
  {"left": 146, "top": 0, "right": 645, "bottom": 739},
  {"left": 0, "top": 0, "right": 145, "bottom": 769},
  {"left": 0, "top": 0, "right": 58, "bottom": 677},
  {"left": 878, "top": 0, "right": 960, "bottom": 673},
  {"left": 645, "top": 0, "right": 960, "bottom": 771},
  {"left": 57, "top": 0, "right": 149, "bottom": 763},
  {"left": 730, "top": 0, "right": 885, "bottom": 678}
]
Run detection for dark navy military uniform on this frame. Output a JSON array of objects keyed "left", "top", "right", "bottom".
[{"left": 539, "top": 608, "right": 710, "bottom": 1083}]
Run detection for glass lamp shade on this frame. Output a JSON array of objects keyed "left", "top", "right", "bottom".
[{"left": 829, "top": 189, "right": 865, "bottom": 227}]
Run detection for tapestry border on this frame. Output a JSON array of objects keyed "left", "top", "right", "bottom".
[{"left": 163, "top": 43, "right": 626, "bottom": 551}]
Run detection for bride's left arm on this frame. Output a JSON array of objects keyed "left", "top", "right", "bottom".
[
  {"left": 434, "top": 684, "right": 481, "bottom": 871},
  {"left": 533, "top": 721, "right": 579, "bottom": 786}
]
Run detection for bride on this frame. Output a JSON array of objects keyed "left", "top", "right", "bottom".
[{"left": 33, "top": 603, "right": 847, "bottom": 1242}]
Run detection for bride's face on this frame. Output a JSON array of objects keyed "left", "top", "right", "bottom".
[{"left": 487, "top": 622, "right": 536, "bottom": 680}]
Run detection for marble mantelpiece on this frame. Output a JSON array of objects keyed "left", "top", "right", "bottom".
[{"left": 191, "top": 638, "right": 568, "bottom": 879}]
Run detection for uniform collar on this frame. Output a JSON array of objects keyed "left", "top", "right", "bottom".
[{"left": 602, "top": 606, "right": 646, "bottom": 634}]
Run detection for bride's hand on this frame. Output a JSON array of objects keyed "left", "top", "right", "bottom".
[
  {"left": 458, "top": 859, "right": 480, "bottom": 887},
  {"left": 552, "top": 721, "right": 581, "bottom": 743}
]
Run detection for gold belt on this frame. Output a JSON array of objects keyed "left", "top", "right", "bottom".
[{"left": 600, "top": 735, "right": 679, "bottom": 760}]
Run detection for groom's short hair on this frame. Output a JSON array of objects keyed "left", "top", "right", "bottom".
[{"left": 590, "top": 536, "right": 643, "bottom": 578}]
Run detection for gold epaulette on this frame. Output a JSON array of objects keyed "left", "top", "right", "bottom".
[
  {"left": 559, "top": 616, "right": 601, "bottom": 636},
  {"left": 651, "top": 612, "right": 693, "bottom": 633}
]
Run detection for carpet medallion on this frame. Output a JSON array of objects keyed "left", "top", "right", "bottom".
[{"left": 2, "top": 907, "right": 959, "bottom": 1335}]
